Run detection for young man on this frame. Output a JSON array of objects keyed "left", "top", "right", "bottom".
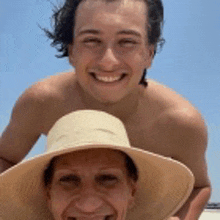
[{"left": 0, "top": 0, "right": 211, "bottom": 219}]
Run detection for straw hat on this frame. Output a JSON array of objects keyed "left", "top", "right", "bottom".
[{"left": 0, "top": 110, "right": 194, "bottom": 220}]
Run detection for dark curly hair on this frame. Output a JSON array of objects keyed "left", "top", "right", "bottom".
[{"left": 43, "top": 0, "right": 165, "bottom": 86}]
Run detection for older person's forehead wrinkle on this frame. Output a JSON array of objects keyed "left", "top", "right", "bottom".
[
  {"left": 54, "top": 159, "right": 125, "bottom": 169},
  {"left": 53, "top": 149, "right": 126, "bottom": 168},
  {"left": 53, "top": 167, "right": 125, "bottom": 177}
]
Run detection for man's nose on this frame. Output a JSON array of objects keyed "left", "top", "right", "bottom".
[
  {"left": 74, "top": 194, "right": 104, "bottom": 213},
  {"left": 98, "top": 47, "right": 120, "bottom": 71}
]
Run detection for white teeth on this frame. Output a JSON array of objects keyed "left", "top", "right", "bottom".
[{"left": 95, "top": 75, "right": 122, "bottom": 83}]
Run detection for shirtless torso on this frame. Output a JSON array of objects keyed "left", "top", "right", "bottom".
[
  {"left": 0, "top": 0, "right": 212, "bottom": 218},
  {"left": 0, "top": 71, "right": 209, "bottom": 190}
]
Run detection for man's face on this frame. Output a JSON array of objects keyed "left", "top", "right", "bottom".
[
  {"left": 69, "top": 0, "right": 154, "bottom": 103},
  {"left": 46, "top": 149, "right": 136, "bottom": 220}
]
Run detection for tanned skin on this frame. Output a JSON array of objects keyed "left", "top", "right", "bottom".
[
  {"left": 0, "top": 73, "right": 211, "bottom": 220},
  {"left": 0, "top": 0, "right": 211, "bottom": 219}
]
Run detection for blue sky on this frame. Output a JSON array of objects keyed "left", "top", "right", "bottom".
[{"left": 0, "top": 0, "right": 219, "bottom": 202}]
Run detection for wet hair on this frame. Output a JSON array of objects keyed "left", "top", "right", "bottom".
[
  {"left": 43, "top": 0, "right": 165, "bottom": 86},
  {"left": 44, "top": 151, "right": 138, "bottom": 187}
]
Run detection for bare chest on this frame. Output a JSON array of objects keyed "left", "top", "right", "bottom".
[
  {"left": 40, "top": 83, "right": 175, "bottom": 158},
  {"left": 124, "top": 120, "right": 175, "bottom": 158},
  {"left": 42, "top": 111, "right": 174, "bottom": 158}
]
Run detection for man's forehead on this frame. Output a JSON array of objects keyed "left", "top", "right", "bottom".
[
  {"left": 79, "top": 0, "right": 146, "bottom": 8},
  {"left": 74, "top": 0, "right": 147, "bottom": 36},
  {"left": 77, "top": 0, "right": 146, "bottom": 15}
]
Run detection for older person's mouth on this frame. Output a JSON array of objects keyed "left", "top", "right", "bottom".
[{"left": 67, "top": 214, "right": 115, "bottom": 220}]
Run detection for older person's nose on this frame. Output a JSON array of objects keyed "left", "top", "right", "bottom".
[
  {"left": 74, "top": 183, "right": 104, "bottom": 213},
  {"left": 98, "top": 47, "right": 120, "bottom": 71},
  {"left": 74, "top": 195, "right": 104, "bottom": 213}
]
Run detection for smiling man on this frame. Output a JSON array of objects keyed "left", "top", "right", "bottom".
[
  {"left": 68, "top": 0, "right": 154, "bottom": 104},
  {"left": 0, "top": 0, "right": 211, "bottom": 219}
]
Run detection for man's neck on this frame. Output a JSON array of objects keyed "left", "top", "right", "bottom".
[{"left": 76, "top": 83, "right": 144, "bottom": 122}]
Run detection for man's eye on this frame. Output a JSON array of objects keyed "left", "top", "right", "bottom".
[
  {"left": 59, "top": 175, "right": 80, "bottom": 186},
  {"left": 96, "top": 175, "right": 118, "bottom": 186},
  {"left": 119, "top": 39, "right": 137, "bottom": 47},
  {"left": 82, "top": 38, "right": 101, "bottom": 45}
]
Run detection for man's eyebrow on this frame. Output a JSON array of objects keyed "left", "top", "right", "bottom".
[
  {"left": 76, "top": 29, "right": 142, "bottom": 37},
  {"left": 77, "top": 29, "right": 101, "bottom": 36},
  {"left": 117, "top": 30, "right": 142, "bottom": 38}
]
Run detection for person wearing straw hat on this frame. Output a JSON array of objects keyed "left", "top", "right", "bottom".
[
  {"left": 0, "top": 0, "right": 211, "bottom": 219},
  {"left": 0, "top": 110, "right": 194, "bottom": 220}
]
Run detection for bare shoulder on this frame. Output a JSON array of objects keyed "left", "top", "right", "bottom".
[
  {"left": 157, "top": 108, "right": 209, "bottom": 187},
  {"left": 15, "top": 71, "right": 76, "bottom": 110},
  {"left": 0, "top": 83, "right": 47, "bottom": 164},
  {"left": 146, "top": 79, "right": 196, "bottom": 108},
  {"left": 27, "top": 71, "right": 75, "bottom": 98},
  {"left": 146, "top": 79, "right": 206, "bottom": 133},
  {"left": 11, "top": 72, "right": 69, "bottom": 119},
  {"left": 0, "top": 72, "right": 76, "bottom": 164},
  {"left": 16, "top": 71, "right": 78, "bottom": 129},
  {"left": 143, "top": 79, "right": 209, "bottom": 186}
]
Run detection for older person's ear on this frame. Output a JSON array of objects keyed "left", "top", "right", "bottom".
[
  {"left": 44, "top": 186, "right": 52, "bottom": 211},
  {"left": 128, "top": 181, "right": 137, "bottom": 209}
]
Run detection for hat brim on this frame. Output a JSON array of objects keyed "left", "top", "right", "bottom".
[{"left": 0, "top": 143, "right": 194, "bottom": 220}]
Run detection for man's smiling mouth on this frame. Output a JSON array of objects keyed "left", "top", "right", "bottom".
[{"left": 90, "top": 72, "right": 127, "bottom": 83}]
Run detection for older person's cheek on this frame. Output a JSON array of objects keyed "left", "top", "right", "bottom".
[
  {"left": 116, "top": 208, "right": 127, "bottom": 220},
  {"left": 62, "top": 196, "right": 116, "bottom": 219},
  {"left": 110, "top": 195, "right": 130, "bottom": 219},
  {"left": 47, "top": 189, "right": 71, "bottom": 220},
  {"left": 47, "top": 198, "right": 64, "bottom": 220},
  {"left": 117, "top": 186, "right": 136, "bottom": 220}
]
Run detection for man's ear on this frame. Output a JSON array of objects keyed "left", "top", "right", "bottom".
[
  {"left": 68, "top": 44, "right": 75, "bottom": 66},
  {"left": 145, "top": 44, "right": 155, "bottom": 69}
]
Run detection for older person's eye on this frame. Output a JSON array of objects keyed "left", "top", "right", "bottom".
[
  {"left": 59, "top": 175, "right": 80, "bottom": 187},
  {"left": 96, "top": 174, "right": 118, "bottom": 187}
]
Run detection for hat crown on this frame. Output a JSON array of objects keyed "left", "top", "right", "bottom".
[{"left": 47, "top": 110, "right": 131, "bottom": 153}]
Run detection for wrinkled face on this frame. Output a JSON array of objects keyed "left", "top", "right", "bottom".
[
  {"left": 46, "top": 149, "right": 137, "bottom": 220},
  {"left": 69, "top": 0, "right": 154, "bottom": 103}
]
